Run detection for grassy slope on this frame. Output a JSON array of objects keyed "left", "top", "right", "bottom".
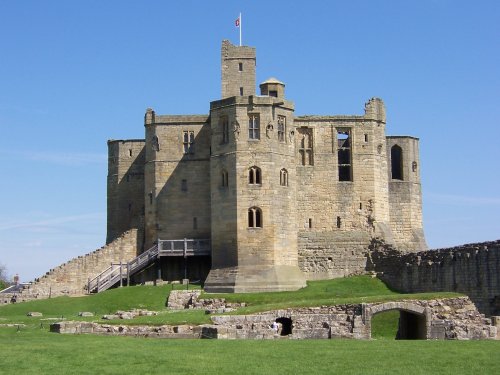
[
  {"left": 0, "top": 276, "right": 461, "bottom": 326},
  {"left": 0, "top": 276, "right": 498, "bottom": 374}
]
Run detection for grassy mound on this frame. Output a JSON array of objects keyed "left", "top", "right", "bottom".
[{"left": 0, "top": 276, "right": 461, "bottom": 329}]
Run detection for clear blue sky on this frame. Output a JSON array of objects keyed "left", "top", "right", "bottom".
[{"left": 1, "top": 1, "right": 499, "bottom": 282}]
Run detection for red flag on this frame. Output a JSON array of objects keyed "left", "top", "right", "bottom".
[{"left": 235, "top": 17, "right": 240, "bottom": 27}]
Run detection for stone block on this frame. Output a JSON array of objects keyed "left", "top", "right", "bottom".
[{"left": 78, "top": 312, "right": 94, "bottom": 317}]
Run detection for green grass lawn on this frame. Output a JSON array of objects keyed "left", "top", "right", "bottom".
[
  {"left": 0, "top": 328, "right": 499, "bottom": 375},
  {"left": 1, "top": 276, "right": 496, "bottom": 374}
]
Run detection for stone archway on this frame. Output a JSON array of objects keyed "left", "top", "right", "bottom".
[{"left": 363, "top": 302, "right": 431, "bottom": 340}]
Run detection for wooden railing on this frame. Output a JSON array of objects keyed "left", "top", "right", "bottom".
[
  {"left": 158, "top": 238, "right": 210, "bottom": 257},
  {"left": 86, "top": 245, "right": 158, "bottom": 293},
  {"left": 86, "top": 238, "right": 210, "bottom": 293}
]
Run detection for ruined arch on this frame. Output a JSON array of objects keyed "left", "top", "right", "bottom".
[{"left": 364, "top": 302, "right": 430, "bottom": 340}]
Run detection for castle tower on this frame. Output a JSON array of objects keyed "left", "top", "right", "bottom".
[
  {"left": 221, "top": 40, "right": 256, "bottom": 98},
  {"left": 106, "top": 139, "right": 145, "bottom": 245},
  {"left": 205, "top": 41, "right": 306, "bottom": 292}
]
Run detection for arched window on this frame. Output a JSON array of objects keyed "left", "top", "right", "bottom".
[
  {"left": 280, "top": 168, "right": 288, "bottom": 186},
  {"left": 391, "top": 145, "right": 404, "bottom": 180},
  {"left": 221, "top": 170, "right": 228, "bottom": 187},
  {"left": 249, "top": 166, "right": 262, "bottom": 185},
  {"left": 248, "top": 207, "right": 262, "bottom": 228}
]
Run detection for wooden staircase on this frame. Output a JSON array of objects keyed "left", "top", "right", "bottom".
[{"left": 86, "top": 244, "right": 159, "bottom": 293}]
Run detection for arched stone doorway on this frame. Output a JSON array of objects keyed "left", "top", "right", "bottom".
[{"left": 364, "top": 302, "right": 431, "bottom": 340}]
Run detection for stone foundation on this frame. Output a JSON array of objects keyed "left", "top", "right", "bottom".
[
  {"left": 204, "top": 265, "right": 306, "bottom": 293},
  {"left": 51, "top": 297, "right": 497, "bottom": 340}
]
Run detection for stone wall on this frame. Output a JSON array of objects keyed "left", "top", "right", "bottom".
[
  {"left": 298, "top": 231, "right": 371, "bottom": 279},
  {"left": 143, "top": 114, "right": 211, "bottom": 249},
  {"left": 107, "top": 140, "right": 145, "bottom": 244},
  {"left": 207, "top": 297, "right": 496, "bottom": 340},
  {"left": 50, "top": 297, "right": 497, "bottom": 340},
  {"left": 386, "top": 136, "right": 427, "bottom": 251},
  {"left": 1, "top": 229, "right": 141, "bottom": 304},
  {"left": 367, "top": 240, "right": 500, "bottom": 316}
]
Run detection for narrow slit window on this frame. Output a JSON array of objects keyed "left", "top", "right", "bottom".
[
  {"left": 238, "top": 62, "right": 243, "bottom": 72},
  {"left": 308, "top": 218, "right": 313, "bottom": 228},
  {"left": 193, "top": 217, "right": 198, "bottom": 230},
  {"left": 240, "top": 87, "right": 244, "bottom": 96},
  {"left": 277, "top": 116, "right": 286, "bottom": 143},
  {"left": 221, "top": 116, "right": 229, "bottom": 144},
  {"left": 280, "top": 168, "right": 288, "bottom": 186},
  {"left": 221, "top": 170, "right": 229, "bottom": 187},
  {"left": 336, "top": 216, "right": 342, "bottom": 228},
  {"left": 391, "top": 145, "right": 404, "bottom": 180},
  {"left": 181, "top": 179, "right": 188, "bottom": 192}
]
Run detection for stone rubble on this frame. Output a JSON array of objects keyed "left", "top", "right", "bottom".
[{"left": 167, "top": 290, "right": 245, "bottom": 313}]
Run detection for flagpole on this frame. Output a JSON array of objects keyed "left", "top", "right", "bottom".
[{"left": 239, "top": 12, "right": 242, "bottom": 46}]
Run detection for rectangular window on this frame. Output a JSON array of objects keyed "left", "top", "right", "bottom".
[
  {"left": 181, "top": 179, "right": 188, "bottom": 192},
  {"left": 238, "top": 62, "right": 243, "bottom": 72},
  {"left": 221, "top": 117, "right": 229, "bottom": 144},
  {"left": 337, "top": 129, "right": 352, "bottom": 181},
  {"left": 183, "top": 131, "right": 195, "bottom": 154},
  {"left": 277, "top": 116, "right": 286, "bottom": 143},
  {"left": 240, "top": 87, "right": 244, "bottom": 96},
  {"left": 297, "top": 127, "right": 313, "bottom": 165},
  {"left": 248, "top": 114, "right": 260, "bottom": 140}
]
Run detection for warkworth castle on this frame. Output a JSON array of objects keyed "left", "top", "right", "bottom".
[
  {"left": 106, "top": 40, "right": 426, "bottom": 292},
  {"left": 5, "top": 41, "right": 500, "bottom": 318}
]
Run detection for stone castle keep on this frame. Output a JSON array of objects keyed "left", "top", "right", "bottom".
[
  {"left": 4, "top": 41, "right": 500, "bottom": 322},
  {"left": 106, "top": 40, "right": 426, "bottom": 292}
]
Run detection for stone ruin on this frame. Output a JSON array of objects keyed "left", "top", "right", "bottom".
[{"left": 50, "top": 296, "right": 499, "bottom": 341}]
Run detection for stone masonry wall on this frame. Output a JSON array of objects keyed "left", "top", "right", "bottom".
[
  {"left": 298, "top": 231, "right": 371, "bottom": 279},
  {"left": 367, "top": 239, "right": 500, "bottom": 316},
  {"left": 107, "top": 140, "right": 145, "bottom": 244},
  {"left": 207, "top": 297, "right": 496, "bottom": 340},
  {"left": 1, "top": 229, "right": 141, "bottom": 303}
]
